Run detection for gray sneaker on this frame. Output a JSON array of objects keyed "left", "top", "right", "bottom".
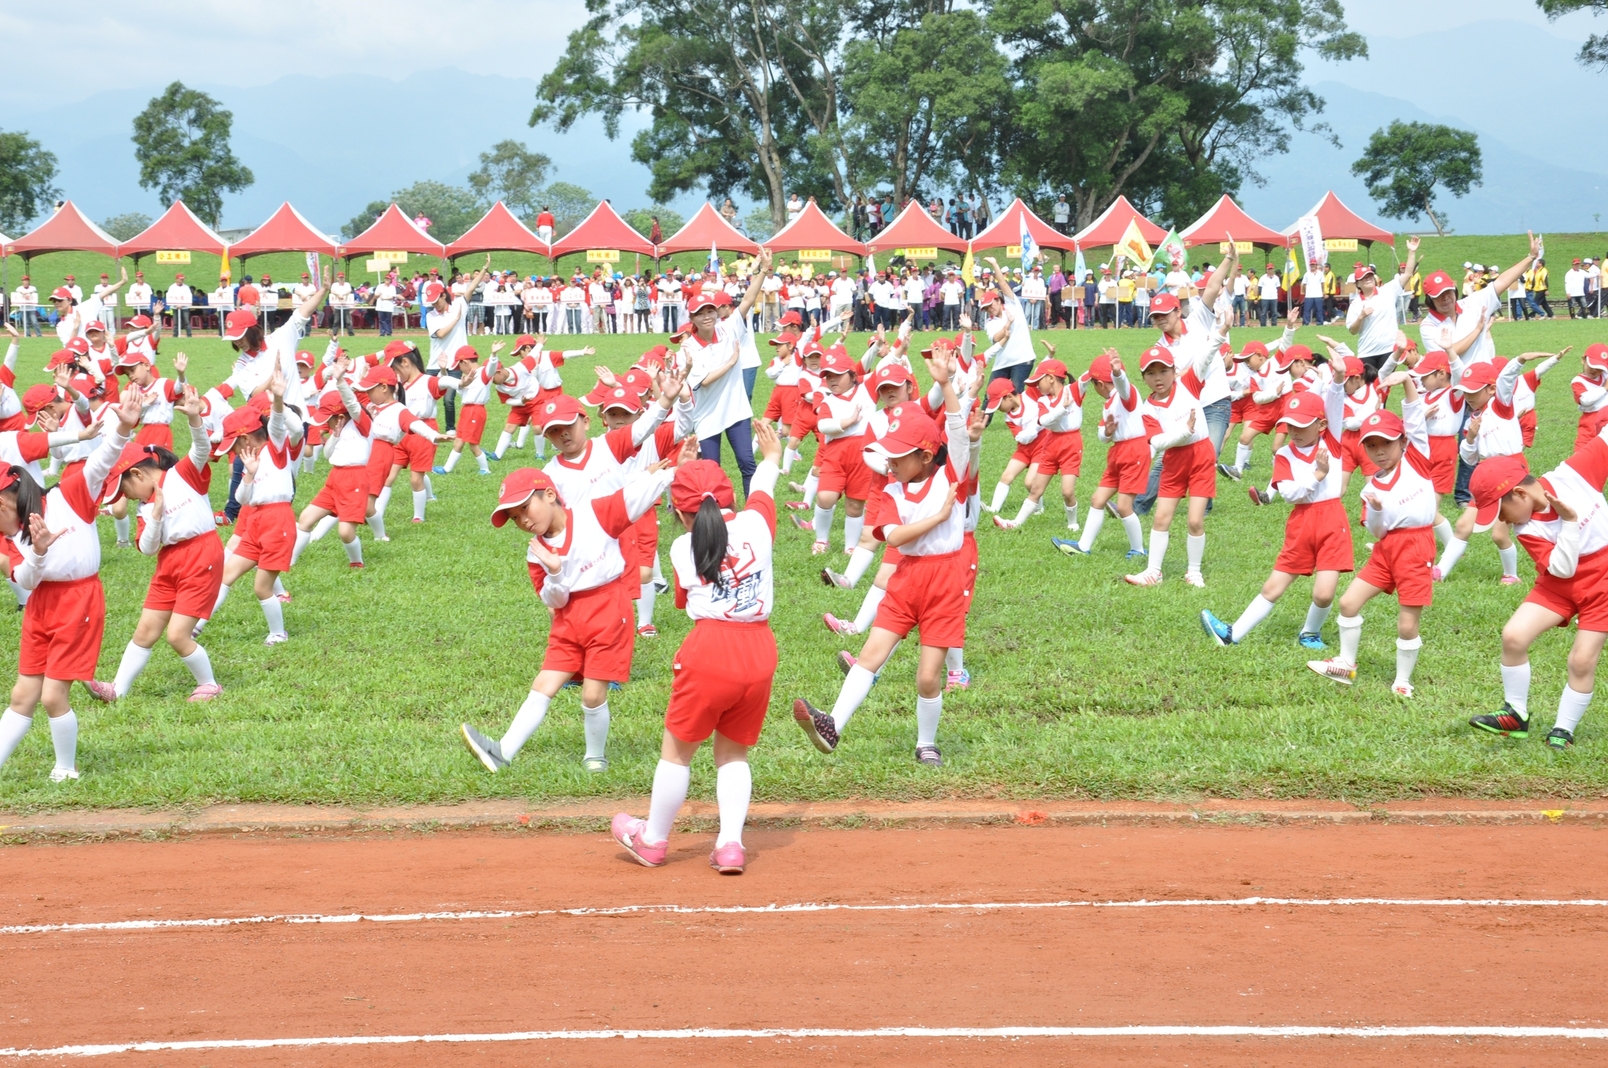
[
  {"left": 582, "top": 756, "right": 609, "bottom": 773},
  {"left": 914, "top": 744, "right": 943, "bottom": 767},
  {"left": 460, "top": 723, "right": 508, "bottom": 772},
  {"left": 821, "top": 568, "right": 852, "bottom": 590}
]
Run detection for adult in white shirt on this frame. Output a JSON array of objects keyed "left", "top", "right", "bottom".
[
  {"left": 1564, "top": 260, "right": 1588, "bottom": 319},
  {"left": 1020, "top": 270, "right": 1047, "bottom": 330},
  {"left": 786, "top": 194, "right": 803, "bottom": 223},
  {"left": 980, "top": 256, "right": 1036, "bottom": 390},
  {"left": 1345, "top": 234, "right": 1418, "bottom": 376},
  {"left": 657, "top": 273, "right": 684, "bottom": 333},
  {"left": 372, "top": 277, "right": 398, "bottom": 337},
  {"left": 292, "top": 274, "right": 318, "bottom": 338},
  {"left": 1300, "top": 262, "right": 1327, "bottom": 324},
  {"left": 426, "top": 256, "right": 492, "bottom": 432},
  {"left": 165, "top": 274, "right": 194, "bottom": 338},
  {"left": 829, "top": 273, "right": 855, "bottom": 320},
  {"left": 587, "top": 277, "right": 611, "bottom": 333},
  {"left": 560, "top": 280, "right": 586, "bottom": 333},
  {"left": 13, "top": 278, "right": 41, "bottom": 336},
  {"left": 938, "top": 271, "right": 964, "bottom": 330},
  {"left": 1230, "top": 270, "right": 1248, "bottom": 327},
  {"left": 1164, "top": 266, "right": 1192, "bottom": 295},
  {"left": 127, "top": 272, "right": 153, "bottom": 317},
  {"left": 1420, "top": 233, "right": 1539, "bottom": 370},
  {"left": 329, "top": 273, "right": 355, "bottom": 335},
  {"left": 684, "top": 249, "right": 771, "bottom": 495}
]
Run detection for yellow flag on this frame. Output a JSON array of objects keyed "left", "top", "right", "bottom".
[
  {"left": 961, "top": 246, "right": 975, "bottom": 287},
  {"left": 1114, "top": 219, "right": 1152, "bottom": 272}
]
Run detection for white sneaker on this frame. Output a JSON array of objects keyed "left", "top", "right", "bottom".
[
  {"left": 1067, "top": 521, "right": 1080, "bottom": 533},
  {"left": 992, "top": 515, "right": 1017, "bottom": 530},
  {"left": 264, "top": 632, "right": 289, "bottom": 646},
  {"left": 49, "top": 767, "right": 79, "bottom": 782},
  {"left": 1124, "top": 569, "right": 1163, "bottom": 587},
  {"left": 1305, "top": 659, "right": 1356, "bottom": 685},
  {"left": 1183, "top": 571, "right": 1205, "bottom": 588},
  {"left": 1392, "top": 682, "right": 1415, "bottom": 698}
]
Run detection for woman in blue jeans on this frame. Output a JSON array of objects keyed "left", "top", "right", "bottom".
[{"left": 687, "top": 250, "right": 772, "bottom": 497}]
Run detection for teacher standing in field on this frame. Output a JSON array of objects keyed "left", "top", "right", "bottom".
[
  {"left": 682, "top": 249, "right": 772, "bottom": 498},
  {"left": 1346, "top": 235, "right": 1419, "bottom": 379}
]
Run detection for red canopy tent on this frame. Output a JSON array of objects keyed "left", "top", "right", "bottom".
[
  {"left": 550, "top": 201, "right": 657, "bottom": 259},
  {"left": 1070, "top": 196, "right": 1167, "bottom": 249},
  {"left": 866, "top": 201, "right": 969, "bottom": 254},
  {"left": 7, "top": 200, "right": 120, "bottom": 257},
  {"left": 763, "top": 199, "right": 867, "bottom": 256},
  {"left": 971, "top": 198, "right": 1078, "bottom": 253},
  {"left": 1179, "top": 195, "right": 1288, "bottom": 249},
  {"left": 655, "top": 203, "right": 760, "bottom": 257},
  {"left": 118, "top": 201, "right": 229, "bottom": 258},
  {"left": 443, "top": 202, "right": 549, "bottom": 258},
  {"left": 229, "top": 202, "right": 339, "bottom": 257},
  {"left": 340, "top": 203, "right": 446, "bottom": 258},
  {"left": 1282, "top": 191, "right": 1394, "bottom": 245}
]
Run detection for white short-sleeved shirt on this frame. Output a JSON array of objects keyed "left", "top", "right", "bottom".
[
  {"left": 685, "top": 318, "right": 753, "bottom": 437},
  {"left": 426, "top": 297, "right": 470, "bottom": 371},
  {"left": 374, "top": 284, "right": 397, "bottom": 313},
  {"left": 1345, "top": 277, "right": 1404, "bottom": 357},
  {"left": 1419, "top": 284, "right": 1500, "bottom": 366}
]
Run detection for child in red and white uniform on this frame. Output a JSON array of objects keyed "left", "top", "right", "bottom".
[
  {"left": 609, "top": 424, "right": 784, "bottom": 874},
  {"left": 0, "top": 324, "right": 29, "bottom": 431},
  {"left": 358, "top": 365, "right": 449, "bottom": 539},
  {"left": 441, "top": 345, "right": 498, "bottom": 475},
  {"left": 294, "top": 349, "right": 321, "bottom": 473},
  {"left": 1467, "top": 439, "right": 1608, "bottom": 749},
  {"left": 198, "top": 369, "right": 302, "bottom": 646},
  {"left": 1125, "top": 329, "right": 1224, "bottom": 588},
  {"left": 390, "top": 346, "right": 455, "bottom": 521},
  {"left": 1222, "top": 311, "right": 1303, "bottom": 483},
  {"left": 1058, "top": 353, "right": 1148, "bottom": 558},
  {"left": 459, "top": 454, "right": 683, "bottom": 775},
  {"left": 1201, "top": 378, "right": 1355, "bottom": 650},
  {"left": 0, "top": 403, "right": 102, "bottom": 609},
  {"left": 1571, "top": 343, "right": 1608, "bottom": 453},
  {"left": 107, "top": 349, "right": 186, "bottom": 547},
  {"left": 783, "top": 338, "right": 829, "bottom": 509},
  {"left": 1307, "top": 376, "right": 1435, "bottom": 696},
  {"left": 1246, "top": 340, "right": 1324, "bottom": 506},
  {"left": 1400, "top": 350, "right": 1461, "bottom": 547},
  {"left": 806, "top": 347, "right": 874, "bottom": 555},
  {"left": 993, "top": 348, "right": 1084, "bottom": 532},
  {"left": 489, "top": 335, "right": 593, "bottom": 460},
  {"left": 761, "top": 312, "right": 806, "bottom": 448},
  {"left": 0, "top": 389, "right": 141, "bottom": 780},
  {"left": 540, "top": 371, "right": 688, "bottom": 507},
  {"left": 293, "top": 360, "right": 372, "bottom": 569},
  {"left": 103, "top": 387, "right": 227, "bottom": 702},
  {"left": 793, "top": 343, "right": 972, "bottom": 767},
  {"left": 1334, "top": 354, "right": 1382, "bottom": 480},
  {"left": 983, "top": 376, "right": 1041, "bottom": 515}
]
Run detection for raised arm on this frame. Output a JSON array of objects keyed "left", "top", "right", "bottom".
[
  {"left": 737, "top": 248, "right": 772, "bottom": 319},
  {"left": 1200, "top": 240, "right": 1239, "bottom": 309},
  {"left": 1491, "top": 232, "right": 1542, "bottom": 302}
]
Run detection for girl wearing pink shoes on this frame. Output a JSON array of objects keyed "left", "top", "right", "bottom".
[{"left": 611, "top": 422, "right": 784, "bottom": 874}]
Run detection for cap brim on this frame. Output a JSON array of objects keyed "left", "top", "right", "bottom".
[
  {"left": 1359, "top": 428, "right": 1403, "bottom": 443},
  {"left": 489, "top": 495, "right": 531, "bottom": 527},
  {"left": 1473, "top": 499, "right": 1502, "bottom": 526},
  {"left": 1453, "top": 382, "right": 1485, "bottom": 393},
  {"left": 539, "top": 415, "right": 582, "bottom": 431},
  {"left": 865, "top": 439, "right": 919, "bottom": 460}
]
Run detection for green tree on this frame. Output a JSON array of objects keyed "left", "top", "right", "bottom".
[
  {"left": 622, "top": 206, "right": 685, "bottom": 240},
  {"left": 131, "top": 82, "right": 254, "bottom": 228},
  {"left": 1351, "top": 121, "right": 1482, "bottom": 236},
  {"left": 342, "top": 182, "right": 486, "bottom": 243},
  {"left": 467, "top": 140, "right": 553, "bottom": 221},
  {"left": 0, "top": 129, "right": 61, "bottom": 235},
  {"left": 342, "top": 201, "right": 390, "bottom": 241},
  {"left": 101, "top": 212, "right": 153, "bottom": 241},
  {"left": 742, "top": 205, "right": 774, "bottom": 240},
  {"left": 539, "top": 182, "right": 598, "bottom": 236},
  {"left": 1538, "top": 1, "right": 1608, "bottom": 67}
]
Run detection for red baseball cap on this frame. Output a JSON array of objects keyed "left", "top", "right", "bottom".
[
  {"left": 1422, "top": 271, "right": 1456, "bottom": 298},
  {"left": 711, "top": 290, "right": 733, "bottom": 307},
  {"left": 83, "top": 320, "right": 106, "bottom": 334},
  {"left": 449, "top": 345, "right": 480, "bottom": 368},
  {"left": 1026, "top": 358, "right": 1068, "bottom": 383},
  {"left": 1149, "top": 292, "right": 1181, "bottom": 316},
  {"left": 686, "top": 291, "right": 719, "bottom": 315},
  {"left": 422, "top": 281, "right": 447, "bottom": 304},
  {"left": 1138, "top": 346, "right": 1173, "bottom": 369},
  {"left": 309, "top": 392, "right": 349, "bottom": 426},
  {"left": 49, "top": 287, "right": 73, "bottom": 302},
  {"left": 586, "top": 384, "right": 645, "bottom": 413},
  {"left": 215, "top": 406, "right": 266, "bottom": 458},
  {"left": 101, "top": 442, "right": 164, "bottom": 503},
  {"left": 21, "top": 384, "right": 59, "bottom": 418},
  {"left": 221, "top": 309, "right": 257, "bottom": 340},
  {"left": 1359, "top": 409, "right": 1405, "bottom": 442},
  {"left": 820, "top": 348, "right": 857, "bottom": 376},
  {"left": 669, "top": 459, "right": 735, "bottom": 514},
  {"left": 65, "top": 337, "right": 90, "bottom": 357},
  {"left": 358, "top": 366, "right": 398, "bottom": 391},
  {"left": 1455, "top": 363, "right": 1498, "bottom": 393},
  {"left": 984, "top": 377, "right": 1016, "bottom": 413},
  {"left": 1280, "top": 391, "right": 1326, "bottom": 427},
  {"left": 1275, "top": 344, "right": 1313, "bottom": 371},
  {"left": 128, "top": 314, "right": 153, "bottom": 330},
  {"left": 1585, "top": 343, "right": 1608, "bottom": 371},
  {"left": 777, "top": 310, "right": 804, "bottom": 328},
  {"left": 1084, "top": 354, "right": 1114, "bottom": 383},
  {"left": 1239, "top": 340, "right": 1268, "bottom": 359},
  {"left": 295, "top": 350, "right": 316, "bottom": 368},
  {"left": 1414, "top": 351, "right": 1451, "bottom": 377},
  {"left": 865, "top": 409, "right": 943, "bottom": 459},
  {"left": 1469, "top": 454, "right": 1532, "bottom": 526},
  {"left": 514, "top": 334, "right": 539, "bottom": 350},
  {"left": 114, "top": 349, "right": 153, "bottom": 370},
  {"left": 536, "top": 394, "right": 585, "bottom": 430},
  {"left": 976, "top": 289, "right": 1001, "bottom": 307},
  {"left": 1342, "top": 356, "right": 1364, "bottom": 379},
  {"left": 491, "top": 468, "right": 561, "bottom": 527},
  {"left": 1353, "top": 265, "right": 1376, "bottom": 282},
  {"left": 868, "top": 364, "right": 913, "bottom": 394},
  {"left": 382, "top": 340, "right": 415, "bottom": 361}
]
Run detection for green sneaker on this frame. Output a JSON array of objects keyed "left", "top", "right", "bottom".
[
  {"left": 1545, "top": 727, "right": 1575, "bottom": 751},
  {"left": 1469, "top": 703, "right": 1529, "bottom": 739}
]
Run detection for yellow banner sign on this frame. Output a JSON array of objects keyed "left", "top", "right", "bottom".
[
  {"left": 154, "top": 250, "right": 191, "bottom": 264},
  {"left": 898, "top": 246, "right": 938, "bottom": 259},
  {"left": 373, "top": 251, "right": 409, "bottom": 263},
  {"left": 1006, "top": 245, "right": 1023, "bottom": 258},
  {"left": 1218, "top": 241, "right": 1256, "bottom": 253},
  {"left": 1325, "top": 238, "right": 1359, "bottom": 251},
  {"left": 586, "top": 249, "right": 621, "bottom": 263},
  {"left": 796, "top": 249, "right": 833, "bottom": 262}
]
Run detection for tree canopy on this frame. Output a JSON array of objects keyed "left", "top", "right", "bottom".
[
  {"left": 1351, "top": 120, "right": 1482, "bottom": 236},
  {"left": 341, "top": 181, "right": 485, "bottom": 243},
  {"left": 101, "top": 213, "right": 153, "bottom": 241},
  {"left": 1538, "top": 0, "right": 1608, "bottom": 67},
  {"left": 467, "top": 140, "right": 553, "bottom": 221},
  {"left": 0, "top": 129, "right": 61, "bottom": 235},
  {"left": 131, "top": 82, "right": 253, "bottom": 228}
]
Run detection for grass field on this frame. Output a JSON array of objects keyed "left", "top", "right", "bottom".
[{"left": 0, "top": 308, "right": 1606, "bottom": 813}]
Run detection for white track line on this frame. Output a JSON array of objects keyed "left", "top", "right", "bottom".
[
  {"left": 4, "top": 1025, "right": 1607, "bottom": 1057},
  {"left": 5, "top": 896, "right": 1608, "bottom": 936}
]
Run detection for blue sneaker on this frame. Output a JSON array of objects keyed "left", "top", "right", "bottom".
[
  {"left": 1200, "top": 609, "right": 1234, "bottom": 646},
  {"left": 486, "top": 452, "right": 501, "bottom": 462},
  {"left": 476, "top": 468, "right": 492, "bottom": 475},
  {"left": 1052, "top": 537, "right": 1088, "bottom": 556},
  {"left": 1297, "top": 631, "right": 1327, "bottom": 651},
  {"left": 432, "top": 465, "right": 448, "bottom": 475},
  {"left": 1125, "top": 549, "right": 1148, "bottom": 560}
]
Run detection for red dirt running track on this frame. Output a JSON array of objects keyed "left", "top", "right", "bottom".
[{"left": 3, "top": 821, "right": 1607, "bottom": 1065}]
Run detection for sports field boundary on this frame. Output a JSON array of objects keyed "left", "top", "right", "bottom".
[{"left": 3, "top": 796, "right": 1607, "bottom": 842}]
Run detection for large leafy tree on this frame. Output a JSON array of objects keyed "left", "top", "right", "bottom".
[
  {"left": 1351, "top": 121, "right": 1482, "bottom": 237},
  {"left": 131, "top": 82, "right": 254, "bottom": 228},
  {"left": 539, "top": 182, "right": 599, "bottom": 235},
  {"left": 1538, "top": 1, "right": 1608, "bottom": 67},
  {"left": 0, "top": 129, "right": 61, "bottom": 235},
  {"left": 467, "top": 140, "right": 553, "bottom": 221},
  {"left": 342, "top": 181, "right": 484, "bottom": 243},
  {"left": 101, "top": 213, "right": 153, "bottom": 241}
]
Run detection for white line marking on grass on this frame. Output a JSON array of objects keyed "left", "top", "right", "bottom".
[
  {"left": 4, "top": 1025, "right": 1607, "bottom": 1057},
  {"left": 7, "top": 896, "right": 1608, "bottom": 936}
]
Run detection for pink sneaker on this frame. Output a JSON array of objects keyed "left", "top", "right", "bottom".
[
  {"left": 276, "top": 593, "right": 292, "bottom": 604},
  {"left": 611, "top": 813, "right": 667, "bottom": 867},
  {"left": 811, "top": 541, "right": 829, "bottom": 555},
  {"left": 1499, "top": 575, "right": 1521, "bottom": 586},
  {"left": 791, "top": 514, "right": 813, "bottom": 531},
  {"left": 823, "top": 613, "right": 856, "bottom": 636},
  {"left": 188, "top": 683, "right": 224, "bottom": 702},
  {"left": 411, "top": 517, "right": 424, "bottom": 524},
  {"left": 709, "top": 841, "right": 746, "bottom": 874},
  {"left": 785, "top": 500, "right": 810, "bottom": 511},
  {"left": 83, "top": 680, "right": 117, "bottom": 703},
  {"left": 1431, "top": 566, "right": 1444, "bottom": 582}
]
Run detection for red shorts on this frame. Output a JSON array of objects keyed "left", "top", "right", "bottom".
[
  {"left": 1158, "top": 438, "right": 1217, "bottom": 499},
  {"left": 457, "top": 403, "right": 487, "bottom": 447},
  {"left": 1356, "top": 525, "right": 1436, "bottom": 607},
  {"left": 873, "top": 548, "right": 968, "bottom": 648},
  {"left": 1273, "top": 498, "right": 1355, "bottom": 576},
  {"left": 311, "top": 465, "right": 370, "bottom": 523},
  {"left": 0, "top": 534, "right": 22, "bottom": 570},
  {"left": 1009, "top": 435, "right": 1043, "bottom": 467},
  {"left": 236, "top": 501, "right": 297, "bottom": 572},
  {"left": 664, "top": 620, "right": 777, "bottom": 746},
  {"left": 629, "top": 506, "right": 659, "bottom": 574},
  {"left": 1099, "top": 438, "right": 1151, "bottom": 495},
  {"left": 791, "top": 403, "right": 820, "bottom": 443},
  {"left": 503, "top": 402, "right": 537, "bottom": 428},
  {"left": 1527, "top": 550, "right": 1608, "bottom": 631},
  {"left": 1427, "top": 435, "right": 1458, "bottom": 495},
  {"left": 541, "top": 579, "right": 635, "bottom": 683},
  {"left": 19, "top": 576, "right": 104, "bottom": 680},
  {"left": 135, "top": 423, "right": 174, "bottom": 450},
  {"left": 1230, "top": 396, "right": 1256, "bottom": 424},
  {"left": 366, "top": 441, "right": 397, "bottom": 496},
  {"left": 304, "top": 421, "right": 323, "bottom": 447},
  {"left": 1576, "top": 411, "right": 1608, "bottom": 454},
  {"left": 817, "top": 436, "right": 873, "bottom": 500},
  {"left": 763, "top": 383, "right": 800, "bottom": 424},
  {"left": 1248, "top": 401, "right": 1284, "bottom": 435},
  {"left": 145, "top": 532, "right": 226, "bottom": 618},
  {"left": 1340, "top": 429, "right": 1378, "bottom": 476},
  {"left": 1520, "top": 410, "right": 1537, "bottom": 449},
  {"left": 402, "top": 428, "right": 438, "bottom": 473},
  {"left": 1038, "top": 429, "right": 1082, "bottom": 476}
]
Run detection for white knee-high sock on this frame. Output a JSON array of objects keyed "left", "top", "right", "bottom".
[
  {"left": 309, "top": 515, "right": 336, "bottom": 542},
  {"left": 1556, "top": 686, "right": 1593, "bottom": 733},
  {"left": 500, "top": 691, "right": 550, "bottom": 759},
  {"left": 1077, "top": 508, "right": 1106, "bottom": 549},
  {"left": 375, "top": 486, "right": 392, "bottom": 522},
  {"left": 1395, "top": 636, "right": 1422, "bottom": 688},
  {"left": 412, "top": 489, "right": 427, "bottom": 521},
  {"left": 853, "top": 585, "right": 886, "bottom": 633},
  {"left": 844, "top": 546, "right": 875, "bottom": 586},
  {"left": 113, "top": 516, "right": 130, "bottom": 543},
  {"left": 424, "top": 475, "right": 434, "bottom": 500},
  {"left": 1498, "top": 544, "right": 1519, "bottom": 578},
  {"left": 1501, "top": 661, "right": 1532, "bottom": 715},
  {"left": 343, "top": 538, "right": 364, "bottom": 565},
  {"left": 533, "top": 436, "right": 546, "bottom": 459},
  {"left": 1121, "top": 513, "right": 1144, "bottom": 552},
  {"left": 272, "top": 576, "right": 286, "bottom": 596},
  {"left": 644, "top": 759, "right": 691, "bottom": 845},
  {"left": 444, "top": 449, "right": 462, "bottom": 472},
  {"left": 1303, "top": 602, "right": 1332, "bottom": 635},
  {"left": 493, "top": 430, "right": 513, "bottom": 457},
  {"left": 1064, "top": 503, "right": 1079, "bottom": 527},
  {"left": 945, "top": 646, "right": 964, "bottom": 672},
  {"left": 1011, "top": 496, "right": 1037, "bottom": 526},
  {"left": 650, "top": 554, "right": 665, "bottom": 585},
  {"left": 782, "top": 446, "right": 799, "bottom": 473},
  {"left": 1337, "top": 614, "right": 1363, "bottom": 665},
  {"left": 582, "top": 702, "right": 610, "bottom": 761},
  {"left": 831, "top": 665, "right": 877, "bottom": 732},
  {"left": 1433, "top": 516, "right": 1453, "bottom": 546},
  {"left": 802, "top": 471, "right": 819, "bottom": 507},
  {"left": 843, "top": 514, "right": 864, "bottom": 550},
  {"left": 199, "top": 583, "right": 230, "bottom": 633},
  {"left": 715, "top": 761, "right": 752, "bottom": 847},
  {"left": 1231, "top": 595, "right": 1276, "bottom": 640},
  {"left": 515, "top": 425, "right": 530, "bottom": 449},
  {"left": 989, "top": 482, "right": 1010, "bottom": 512},
  {"left": 1234, "top": 442, "right": 1253, "bottom": 470},
  {"left": 476, "top": 450, "right": 490, "bottom": 473},
  {"left": 48, "top": 712, "right": 76, "bottom": 772},
  {"left": 8, "top": 579, "right": 29, "bottom": 608},
  {"left": 916, "top": 694, "right": 942, "bottom": 746},
  {"left": 113, "top": 642, "right": 153, "bottom": 697},
  {"left": 368, "top": 507, "right": 387, "bottom": 542},
  {"left": 291, "top": 529, "right": 312, "bottom": 566},
  {"left": 180, "top": 646, "right": 215, "bottom": 686},
  {"left": 259, "top": 596, "right": 286, "bottom": 637},
  {"left": 1186, "top": 533, "right": 1205, "bottom": 574},
  {"left": 0, "top": 709, "right": 31, "bottom": 768},
  {"left": 813, "top": 505, "right": 834, "bottom": 544},
  {"left": 1147, "top": 529, "right": 1170, "bottom": 571},
  {"left": 1437, "top": 536, "right": 1468, "bottom": 576},
  {"left": 637, "top": 583, "right": 657, "bottom": 628}
]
